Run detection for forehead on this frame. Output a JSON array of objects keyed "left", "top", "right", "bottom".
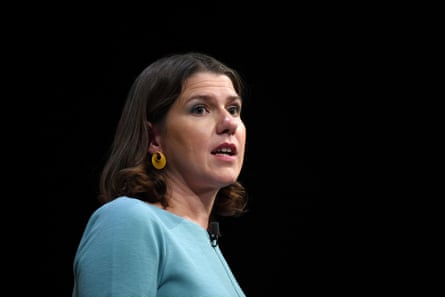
[{"left": 181, "top": 72, "right": 235, "bottom": 94}]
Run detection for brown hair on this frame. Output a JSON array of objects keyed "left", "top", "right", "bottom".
[{"left": 98, "top": 52, "right": 248, "bottom": 217}]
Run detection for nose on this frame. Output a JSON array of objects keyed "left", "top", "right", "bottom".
[{"left": 216, "top": 112, "right": 238, "bottom": 135}]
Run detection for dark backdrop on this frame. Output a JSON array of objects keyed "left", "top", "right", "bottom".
[{"left": 30, "top": 8, "right": 357, "bottom": 296}]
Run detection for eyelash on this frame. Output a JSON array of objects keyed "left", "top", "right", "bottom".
[
  {"left": 191, "top": 105, "right": 207, "bottom": 114},
  {"left": 227, "top": 105, "right": 241, "bottom": 115},
  {"left": 191, "top": 104, "right": 241, "bottom": 116}
]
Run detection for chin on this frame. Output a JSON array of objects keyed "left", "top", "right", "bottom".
[{"left": 219, "top": 177, "right": 238, "bottom": 187}]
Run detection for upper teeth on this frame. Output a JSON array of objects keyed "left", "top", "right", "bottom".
[{"left": 217, "top": 147, "right": 232, "bottom": 153}]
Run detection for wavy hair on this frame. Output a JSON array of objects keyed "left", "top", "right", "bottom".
[{"left": 98, "top": 52, "right": 248, "bottom": 218}]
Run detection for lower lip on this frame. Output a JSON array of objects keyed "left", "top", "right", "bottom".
[{"left": 213, "top": 153, "right": 236, "bottom": 162}]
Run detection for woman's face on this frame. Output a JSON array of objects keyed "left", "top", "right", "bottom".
[{"left": 150, "top": 72, "right": 246, "bottom": 193}]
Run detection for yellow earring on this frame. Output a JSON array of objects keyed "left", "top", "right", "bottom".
[{"left": 151, "top": 152, "right": 166, "bottom": 170}]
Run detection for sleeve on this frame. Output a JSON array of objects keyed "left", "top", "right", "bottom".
[{"left": 72, "top": 200, "right": 162, "bottom": 297}]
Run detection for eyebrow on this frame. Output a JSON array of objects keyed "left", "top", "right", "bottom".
[{"left": 188, "top": 94, "right": 242, "bottom": 103}]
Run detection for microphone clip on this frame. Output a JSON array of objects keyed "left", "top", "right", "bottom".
[{"left": 208, "top": 221, "right": 220, "bottom": 247}]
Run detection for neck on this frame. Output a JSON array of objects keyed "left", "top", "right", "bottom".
[{"left": 158, "top": 177, "right": 219, "bottom": 229}]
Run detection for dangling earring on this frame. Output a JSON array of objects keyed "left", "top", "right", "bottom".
[{"left": 151, "top": 152, "right": 166, "bottom": 170}]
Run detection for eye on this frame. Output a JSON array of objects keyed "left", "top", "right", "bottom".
[
  {"left": 227, "top": 104, "right": 241, "bottom": 116},
  {"left": 191, "top": 104, "right": 208, "bottom": 115}
]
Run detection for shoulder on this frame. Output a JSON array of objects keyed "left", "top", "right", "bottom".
[
  {"left": 96, "top": 196, "right": 156, "bottom": 217},
  {"left": 84, "top": 196, "right": 187, "bottom": 241},
  {"left": 88, "top": 196, "right": 161, "bottom": 232}
]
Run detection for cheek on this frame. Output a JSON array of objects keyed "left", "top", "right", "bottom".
[
  {"left": 167, "top": 123, "right": 208, "bottom": 150},
  {"left": 238, "top": 124, "right": 247, "bottom": 144}
]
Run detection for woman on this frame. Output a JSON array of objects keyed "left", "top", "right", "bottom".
[{"left": 72, "top": 52, "right": 248, "bottom": 296}]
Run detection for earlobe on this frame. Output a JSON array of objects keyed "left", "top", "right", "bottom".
[{"left": 148, "top": 141, "right": 161, "bottom": 154}]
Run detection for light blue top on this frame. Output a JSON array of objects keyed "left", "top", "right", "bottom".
[{"left": 72, "top": 196, "right": 246, "bottom": 297}]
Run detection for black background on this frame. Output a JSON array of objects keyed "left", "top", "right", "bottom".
[{"left": 25, "top": 5, "right": 375, "bottom": 296}]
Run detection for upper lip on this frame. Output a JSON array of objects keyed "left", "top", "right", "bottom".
[{"left": 211, "top": 143, "right": 237, "bottom": 155}]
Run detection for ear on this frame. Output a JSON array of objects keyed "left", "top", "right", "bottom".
[{"left": 147, "top": 121, "right": 162, "bottom": 154}]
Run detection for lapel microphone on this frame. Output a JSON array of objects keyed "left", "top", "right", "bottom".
[{"left": 208, "top": 221, "right": 220, "bottom": 247}]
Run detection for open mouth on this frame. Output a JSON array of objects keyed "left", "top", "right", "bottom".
[{"left": 211, "top": 145, "right": 236, "bottom": 156}]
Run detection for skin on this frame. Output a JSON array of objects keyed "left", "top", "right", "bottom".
[{"left": 148, "top": 72, "right": 246, "bottom": 228}]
